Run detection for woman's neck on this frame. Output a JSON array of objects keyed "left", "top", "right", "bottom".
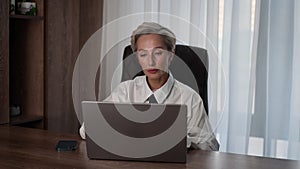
[{"left": 147, "top": 73, "right": 169, "bottom": 91}]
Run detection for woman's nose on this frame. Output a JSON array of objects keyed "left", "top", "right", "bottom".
[{"left": 147, "top": 53, "right": 155, "bottom": 66}]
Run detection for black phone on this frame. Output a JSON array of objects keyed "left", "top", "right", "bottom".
[{"left": 55, "top": 140, "right": 78, "bottom": 151}]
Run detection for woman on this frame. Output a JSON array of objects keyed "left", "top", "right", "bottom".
[{"left": 80, "top": 22, "right": 219, "bottom": 151}]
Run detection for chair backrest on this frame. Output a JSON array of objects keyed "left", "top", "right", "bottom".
[{"left": 121, "top": 44, "right": 209, "bottom": 114}]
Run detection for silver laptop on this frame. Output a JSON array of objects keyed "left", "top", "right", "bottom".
[{"left": 82, "top": 101, "right": 187, "bottom": 163}]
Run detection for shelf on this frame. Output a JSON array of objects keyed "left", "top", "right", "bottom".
[
  {"left": 10, "top": 15, "right": 44, "bottom": 20},
  {"left": 1, "top": 0, "right": 45, "bottom": 129},
  {"left": 9, "top": 2, "right": 45, "bottom": 129},
  {"left": 10, "top": 115, "right": 44, "bottom": 126}
]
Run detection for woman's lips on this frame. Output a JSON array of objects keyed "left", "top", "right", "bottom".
[{"left": 147, "top": 69, "right": 159, "bottom": 74}]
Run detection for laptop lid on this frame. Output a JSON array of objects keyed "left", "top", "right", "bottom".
[{"left": 82, "top": 101, "right": 187, "bottom": 163}]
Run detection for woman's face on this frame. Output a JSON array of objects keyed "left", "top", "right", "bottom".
[{"left": 136, "top": 34, "right": 173, "bottom": 81}]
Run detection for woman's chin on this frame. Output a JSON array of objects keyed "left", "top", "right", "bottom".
[{"left": 144, "top": 70, "right": 168, "bottom": 81}]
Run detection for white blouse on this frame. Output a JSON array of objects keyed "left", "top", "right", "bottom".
[{"left": 80, "top": 73, "right": 219, "bottom": 151}]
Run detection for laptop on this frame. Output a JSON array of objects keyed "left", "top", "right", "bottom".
[{"left": 82, "top": 101, "right": 187, "bottom": 163}]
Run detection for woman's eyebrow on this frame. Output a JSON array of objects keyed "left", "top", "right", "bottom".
[{"left": 137, "top": 46, "right": 165, "bottom": 51}]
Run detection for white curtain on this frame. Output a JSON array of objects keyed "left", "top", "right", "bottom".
[
  {"left": 251, "top": 0, "right": 300, "bottom": 160},
  {"left": 100, "top": 0, "right": 300, "bottom": 160}
]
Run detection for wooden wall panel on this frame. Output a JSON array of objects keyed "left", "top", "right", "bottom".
[
  {"left": 79, "top": 0, "right": 103, "bottom": 48},
  {"left": 46, "top": 0, "right": 80, "bottom": 133},
  {"left": 0, "top": 0, "right": 9, "bottom": 124},
  {"left": 46, "top": 0, "right": 103, "bottom": 133},
  {"left": 79, "top": 0, "right": 103, "bottom": 109}
]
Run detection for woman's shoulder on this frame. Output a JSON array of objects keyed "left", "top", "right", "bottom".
[
  {"left": 173, "top": 80, "right": 201, "bottom": 97},
  {"left": 116, "top": 75, "right": 145, "bottom": 89},
  {"left": 173, "top": 80, "right": 205, "bottom": 107}
]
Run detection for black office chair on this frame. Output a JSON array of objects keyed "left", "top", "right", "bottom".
[{"left": 121, "top": 44, "right": 209, "bottom": 114}]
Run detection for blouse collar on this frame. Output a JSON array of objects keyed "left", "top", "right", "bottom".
[{"left": 143, "top": 72, "right": 175, "bottom": 104}]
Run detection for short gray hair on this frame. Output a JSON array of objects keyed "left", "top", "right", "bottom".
[{"left": 131, "top": 22, "right": 176, "bottom": 52}]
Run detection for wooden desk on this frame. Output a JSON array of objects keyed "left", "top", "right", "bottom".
[{"left": 0, "top": 126, "right": 299, "bottom": 169}]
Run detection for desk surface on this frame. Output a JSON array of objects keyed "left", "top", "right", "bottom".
[{"left": 0, "top": 126, "right": 299, "bottom": 169}]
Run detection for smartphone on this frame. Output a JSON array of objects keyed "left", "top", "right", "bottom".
[{"left": 55, "top": 140, "right": 78, "bottom": 151}]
